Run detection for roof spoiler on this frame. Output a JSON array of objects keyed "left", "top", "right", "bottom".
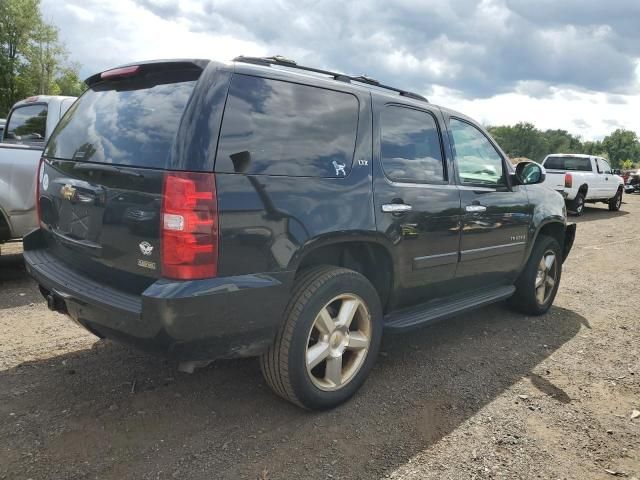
[{"left": 85, "top": 59, "right": 210, "bottom": 87}]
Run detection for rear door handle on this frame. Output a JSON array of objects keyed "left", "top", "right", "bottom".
[
  {"left": 465, "top": 205, "right": 487, "bottom": 213},
  {"left": 382, "top": 203, "right": 412, "bottom": 213}
]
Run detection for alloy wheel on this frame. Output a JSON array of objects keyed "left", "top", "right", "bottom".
[
  {"left": 535, "top": 250, "right": 558, "bottom": 305},
  {"left": 305, "top": 294, "right": 371, "bottom": 391}
]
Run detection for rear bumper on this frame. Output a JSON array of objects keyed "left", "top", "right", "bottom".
[{"left": 23, "top": 238, "right": 293, "bottom": 361}]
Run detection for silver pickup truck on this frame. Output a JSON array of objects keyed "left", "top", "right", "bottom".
[{"left": 0, "top": 96, "right": 76, "bottom": 246}]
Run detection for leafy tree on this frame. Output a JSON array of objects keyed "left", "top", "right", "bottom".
[
  {"left": 581, "top": 140, "right": 605, "bottom": 156},
  {"left": 622, "top": 159, "right": 634, "bottom": 170},
  {"left": 487, "top": 122, "right": 640, "bottom": 167},
  {"left": 0, "top": 0, "right": 83, "bottom": 116},
  {"left": 0, "top": 0, "right": 40, "bottom": 115},
  {"left": 54, "top": 65, "right": 86, "bottom": 96},
  {"left": 543, "top": 129, "right": 582, "bottom": 155},
  {"left": 488, "top": 122, "right": 549, "bottom": 162},
  {"left": 601, "top": 129, "right": 640, "bottom": 168}
]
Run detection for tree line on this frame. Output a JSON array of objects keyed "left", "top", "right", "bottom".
[
  {"left": 0, "top": 0, "right": 85, "bottom": 117},
  {"left": 487, "top": 122, "right": 640, "bottom": 169}
]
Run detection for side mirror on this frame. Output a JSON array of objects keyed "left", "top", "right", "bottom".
[{"left": 514, "top": 161, "right": 546, "bottom": 185}]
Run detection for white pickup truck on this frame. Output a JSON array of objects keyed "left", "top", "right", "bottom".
[
  {"left": 0, "top": 96, "right": 76, "bottom": 245},
  {"left": 541, "top": 154, "right": 624, "bottom": 216}
]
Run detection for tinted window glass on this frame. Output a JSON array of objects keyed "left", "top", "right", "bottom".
[
  {"left": 45, "top": 69, "right": 199, "bottom": 168},
  {"left": 216, "top": 74, "right": 359, "bottom": 177},
  {"left": 381, "top": 106, "right": 445, "bottom": 183},
  {"left": 6, "top": 104, "right": 47, "bottom": 142},
  {"left": 450, "top": 118, "right": 504, "bottom": 186},
  {"left": 544, "top": 156, "right": 591, "bottom": 171}
]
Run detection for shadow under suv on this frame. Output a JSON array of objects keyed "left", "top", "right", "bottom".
[{"left": 24, "top": 56, "right": 576, "bottom": 410}]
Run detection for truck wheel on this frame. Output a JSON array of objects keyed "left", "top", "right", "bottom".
[
  {"left": 260, "top": 266, "right": 383, "bottom": 410},
  {"left": 508, "top": 235, "right": 562, "bottom": 316},
  {"left": 608, "top": 188, "right": 622, "bottom": 211},
  {"left": 569, "top": 192, "right": 585, "bottom": 216}
]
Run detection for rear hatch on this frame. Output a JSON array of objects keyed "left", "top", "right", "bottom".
[{"left": 38, "top": 61, "right": 207, "bottom": 294}]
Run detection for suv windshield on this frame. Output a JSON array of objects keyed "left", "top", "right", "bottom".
[
  {"left": 544, "top": 156, "right": 591, "bottom": 171},
  {"left": 45, "top": 69, "right": 200, "bottom": 169}
]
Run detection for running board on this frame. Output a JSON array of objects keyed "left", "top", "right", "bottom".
[{"left": 384, "top": 285, "right": 515, "bottom": 332}]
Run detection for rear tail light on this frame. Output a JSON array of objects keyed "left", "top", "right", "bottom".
[
  {"left": 36, "top": 157, "right": 44, "bottom": 226},
  {"left": 564, "top": 173, "right": 573, "bottom": 188},
  {"left": 161, "top": 171, "right": 218, "bottom": 280}
]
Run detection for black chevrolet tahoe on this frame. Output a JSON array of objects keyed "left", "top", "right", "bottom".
[{"left": 24, "top": 56, "right": 576, "bottom": 410}]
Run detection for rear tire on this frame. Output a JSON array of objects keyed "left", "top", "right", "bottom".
[
  {"left": 260, "top": 266, "right": 383, "bottom": 410},
  {"left": 608, "top": 188, "right": 622, "bottom": 211},
  {"left": 569, "top": 192, "right": 585, "bottom": 216},
  {"left": 508, "top": 235, "right": 562, "bottom": 316}
]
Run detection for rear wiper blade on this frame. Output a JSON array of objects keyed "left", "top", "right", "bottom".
[{"left": 73, "top": 163, "right": 144, "bottom": 178}]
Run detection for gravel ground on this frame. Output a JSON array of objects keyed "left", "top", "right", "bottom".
[{"left": 0, "top": 196, "right": 639, "bottom": 480}]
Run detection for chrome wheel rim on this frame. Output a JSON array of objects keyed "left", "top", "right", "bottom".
[
  {"left": 576, "top": 197, "right": 584, "bottom": 213},
  {"left": 616, "top": 194, "right": 622, "bottom": 208},
  {"left": 535, "top": 250, "right": 557, "bottom": 306},
  {"left": 305, "top": 294, "right": 371, "bottom": 391}
]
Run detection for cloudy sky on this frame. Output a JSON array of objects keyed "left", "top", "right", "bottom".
[{"left": 41, "top": 0, "right": 640, "bottom": 140}]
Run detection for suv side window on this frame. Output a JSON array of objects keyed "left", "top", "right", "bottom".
[
  {"left": 5, "top": 104, "right": 47, "bottom": 143},
  {"left": 216, "top": 74, "right": 359, "bottom": 177},
  {"left": 380, "top": 105, "right": 445, "bottom": 183},
  {"left": 449, "top": 118, "right": 505, "bottom": 187}
]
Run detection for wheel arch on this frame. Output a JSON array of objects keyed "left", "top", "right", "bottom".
[
  {"left": 291, "top": 236, "right": 395, "bottom": 312},
  {"left": 577, "top": 183, "right": 588, "bottom": 196},
  {"left": 527, "top": 220, "right": 572, "bottom": 265},
  {"left": 0, "top": 205, "right": 12, "bottom": 242}
]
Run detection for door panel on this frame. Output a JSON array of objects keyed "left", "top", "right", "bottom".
[
  {"left": 593, "top": 158, "right": 606, "bottom": 198},
  {"left": 456, "top": 186, "right": 530, "bottom": 289},
  {"left": 447, "top": 117, "right": 530, "bottom": 290},
  {"left": 598, "top": 159, "right": 617, "bottom": 197},
  {"left": 373, "top": 103, "right": 461, "bottom": 309}
]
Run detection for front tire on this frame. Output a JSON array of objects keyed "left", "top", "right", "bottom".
[
  {"left": 260, "top": 266, "right": 383, "bottom": 410},
  {"left": 608, "top": 188, "right": 622, "bottom": 211},
  {"left": 508, "top": 235, "right": 562, "bottom": 316}
]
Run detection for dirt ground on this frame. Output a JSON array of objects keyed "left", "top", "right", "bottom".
[{"left": 0, "top": 197, "right": 638, "bottom": 480}]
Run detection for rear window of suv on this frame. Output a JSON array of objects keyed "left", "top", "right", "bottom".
[
  {"left": 215, "top": 74, "right": 359, "bottom": 177},
  {"left": 45, "top": 69, "right": 200, "bottom": 169},
  {"left": 544, "top": 156, "right": 592, "bottom": 171}
]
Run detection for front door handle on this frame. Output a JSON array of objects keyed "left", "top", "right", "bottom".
[
  {"left": 465, "top": 205, "right": 487, "bottom": 213},
  {"left": 382, "top": 203, "right": 412, "bottom": 213}
]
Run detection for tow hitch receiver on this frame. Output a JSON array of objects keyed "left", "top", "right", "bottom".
[{"left": 45, "top": 291, "right": 67, "bottom": 314}]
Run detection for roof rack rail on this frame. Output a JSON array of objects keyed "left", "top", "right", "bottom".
[{"left": 233, "top": 55, "right": 429, "bottom": 103}]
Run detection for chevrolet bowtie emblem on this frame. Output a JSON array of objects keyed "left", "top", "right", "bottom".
[{"left": 60, "top": 184, "right": 77, "bottom": 201}]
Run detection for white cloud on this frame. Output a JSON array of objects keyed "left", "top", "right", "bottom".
[
  {"left": 41, "top": 0, "right": 640, "bottom": 140},
  {"left": 439, "top": 87, "right": 640, "bottom": 140}
]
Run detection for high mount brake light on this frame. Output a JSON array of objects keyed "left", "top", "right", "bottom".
[
  {"left": 564, "top": 173, "right": 573, "bottom": 188},
  {"left": 161, "top": 172, "right": 218, "bottom": 280},
  {"left": 100, "top": 65, "right": 141, "bottom": 80}
]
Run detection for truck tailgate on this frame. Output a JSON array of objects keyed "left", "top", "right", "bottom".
[{"left": 543, "top": 170, "right": 566, "bottom": 193}]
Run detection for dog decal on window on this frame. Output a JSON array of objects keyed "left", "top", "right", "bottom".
[{"left": 332, "top": 161, "right": 346, "bottom": 176}]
